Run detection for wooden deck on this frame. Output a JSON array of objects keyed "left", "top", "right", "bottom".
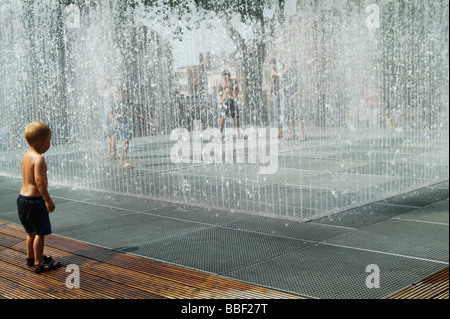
[
  {"left": 0, "top": 221, "right": 303, "bottom": 299},
  {"left": 387, "top": 267, "right": 449, "bottom": 299}
]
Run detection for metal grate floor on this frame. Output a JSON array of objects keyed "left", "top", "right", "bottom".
[{"left": 0, "top": 175, "right": 448, "bottom": 299}]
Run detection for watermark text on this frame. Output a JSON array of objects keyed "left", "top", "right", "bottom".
[{"left": 170, "top": 127, "right": 279, "bottom": 175}]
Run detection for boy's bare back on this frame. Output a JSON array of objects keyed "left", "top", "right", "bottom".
[
  {"left": 20, "top": 122, "right": 55, "bottom": 213},
  {"left": 20, "top": 150, "right": 50, "bottom": 198}
]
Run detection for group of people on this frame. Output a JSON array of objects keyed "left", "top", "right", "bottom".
[
  {"left": 102, "top": 62, "right": 308, "bottom": 170},
  {"left": 102, "top": 62, "right": 386, "bottom": 169},
  {"left": 217, "top": 60, "right": 387, "bottom": 140},
  {"left": 217, "top": 59, "right": 307, "bottom": 142}
]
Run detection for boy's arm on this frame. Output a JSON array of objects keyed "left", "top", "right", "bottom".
[
  {"left": 234, "top": 80, "right": 239, "bottom": 99},
  {"left": 290, "top": 84, "right": 303, "bottom": 101},
  {"left": 110, "top": 108, "right": 118, "bottom": 128},
  {"left": 217, "top": 84, "right": 224, "bottom": 104},
  {"left": 131, "top": 112, "right": 146, "bottom": 121},
  {"left": 34, "top": 156, "right": 55, "bottom": 213}
]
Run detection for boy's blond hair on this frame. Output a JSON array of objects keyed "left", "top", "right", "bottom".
[{"left": 24, "top": 121, "right": 51, "bottom": 145}]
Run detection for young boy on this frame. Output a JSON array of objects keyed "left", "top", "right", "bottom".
[
  {"left": 110, "top": 88, "right": 146, "bottom": 169},
  {"left": 17, "top": 121, "right": 61, "bottom": 273}
]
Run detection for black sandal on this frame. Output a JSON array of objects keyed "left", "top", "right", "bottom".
[
  {"left": 34, "top": 260, "right": 61, "bottom": 274},
  {"left": 26, "top": 255, "right": 53, "bottom": 267}
]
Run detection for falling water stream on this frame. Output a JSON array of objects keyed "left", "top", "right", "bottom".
[{"left": 1, "top": 0, "right": 448, "bottom": 221}]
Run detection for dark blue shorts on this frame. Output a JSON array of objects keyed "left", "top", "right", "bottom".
[
  {"left": 118, "top": 120, "right": 133, "bottom": 141},
  {"left": 222, "top": 98, "right": 239, "bottom": 119},
  {"left": 17, "top": 195, "right": 52, "bottom": 236}
]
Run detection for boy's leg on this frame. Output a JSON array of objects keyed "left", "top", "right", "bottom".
[
  {"left": 286, "top": 109, "right": 295, "bottom": 140},
  {"left": 299, "top": 120, "right": 306, "bottom": 141},
  {"left": 33, "top": 234, "right": 45, "bottom": 266},
  {"left": 108, "top": 132, "right": 117, "bottom": 158},
  {"left": 273, "top": 95, "right": 282, "bottom": 138},
  {"left": 112, "top": 132, "right": 117, "bottom": 155},
  {"left": 33, "top": 234, "right": 61, "bottom": 272},
  {"left": 289, "top": 104, "right": 296, "bottom": 138},
  {"left": 119, "top": 139, "right": 126, "bottom": 162},
  {"left": 108, "top": 135, "right": 113, "bottom": 157},
  {"left": 119, "top": 139, "right": 132, "bottom": 168},
  {"left": 219, "top": 117, "right": 225, "bottom": 134},
  {"left": 26, "top": 232, "right": 36, "bottom": 260},
  {"left": 234, "top": 102, "right": 241, "bottom": 136}
]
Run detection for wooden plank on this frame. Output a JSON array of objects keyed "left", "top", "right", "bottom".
[
  {"left": 0, "top": 232, "right": 190, "bottom": 299},
  {"left": 0, "top": 246, "right": 162, "bottom": 299},
  {"left": 0, "top": 237, "right": 214, "bottom": 299},
  {"left": 387, "top": 267, "right": 449, "bottom": 299},
  {"left": 0, "top": 277, "right": 53, "bottom": 299},
  {"left": 0, "top": 241, "right": 190, "bottom": 299},
  {"left": 434, "top": 290, "right": 449, "bottom": 299},
  {"left": 0, "top": 260, "right": 104, "bottom": 299}
]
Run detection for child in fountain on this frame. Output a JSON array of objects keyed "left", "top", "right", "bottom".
[
  {"left": 110, "top": 87, "right": 146, "bottom": 169},
  {"left": 17, "top": 121, "right": 61, "bottom": 273}
]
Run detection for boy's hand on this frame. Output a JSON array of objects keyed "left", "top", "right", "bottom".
[{"left": 46, "top": 200, "right": 55, "bottom": 213}]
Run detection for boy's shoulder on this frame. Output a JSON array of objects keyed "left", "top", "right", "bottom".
[{"left": 23, "top": 148, "right": 45, "bottom": 162}]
